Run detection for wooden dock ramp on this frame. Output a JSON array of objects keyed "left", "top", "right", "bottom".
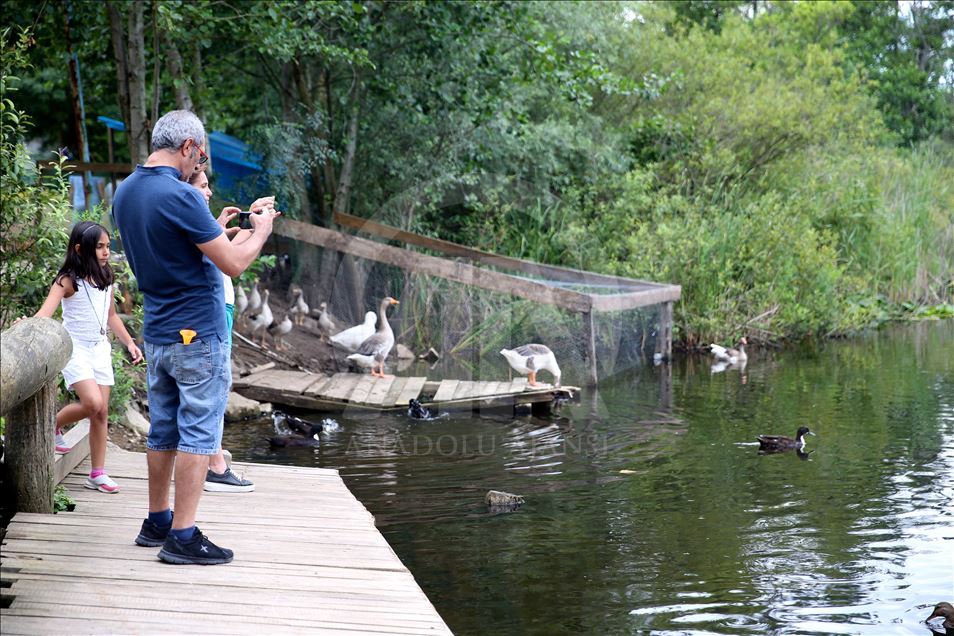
[
  {"left": 232, "top": 370, "right": 578, "bottom": 413},
  {"left": 0, "top": 448, "right": 452, "bottom": 635}
]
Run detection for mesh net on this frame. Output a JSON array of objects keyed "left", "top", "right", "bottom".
[{"left": 261, "top": 240, "right": 666, "bottom": 386}]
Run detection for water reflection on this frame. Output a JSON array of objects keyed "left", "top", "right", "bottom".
[{"left": 222, "top": 321, "right": 954, "bottom": 635}]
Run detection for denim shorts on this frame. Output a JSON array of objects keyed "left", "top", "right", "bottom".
[{"left": 144, "top": 336, "right": 230, "bottom": 455}]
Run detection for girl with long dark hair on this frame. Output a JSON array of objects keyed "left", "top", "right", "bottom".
[{"left": 31, "top": 221, "right": 143, "bottom": 492}]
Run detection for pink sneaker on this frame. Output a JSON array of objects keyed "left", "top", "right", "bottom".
[
  {"left": 84, "top": 474, "right": 120, "bottom": 493},
  {"left": 55, "top": 430, "right": 72, "bottom": 454}
]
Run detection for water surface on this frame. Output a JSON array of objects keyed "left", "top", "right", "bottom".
[{"left": 224, "top": 320, "right": 954, "bottom": 635}]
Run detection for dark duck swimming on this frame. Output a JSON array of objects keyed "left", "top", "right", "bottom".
[
  {"left": 926, "top": 603, "right": 954, "bottom": 635},
  {"left": 757, "top": 426, "right": 815, "bottom": 453},
  {"left": 269, "top": 410, "right": 323, "bottom": 447},
  {"left": 408, "top": 399, "right": 432, "bottom": 420}
]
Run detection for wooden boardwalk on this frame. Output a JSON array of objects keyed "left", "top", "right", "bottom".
[
  {"left": 232, "top": 370, "right": 578, "bottom": 413},
  {"left": 0, "top": 447, "right": 452, "bottom": 635}
]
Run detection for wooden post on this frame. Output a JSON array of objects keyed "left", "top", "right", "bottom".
[
  {"left": 582, "top": 311, "right": 598, "bottom": 386},
  {"left": 655, "top": 301, "right": 673, "bottom": 362},
  {"left": 1, "top": 318, "right": 73, "bottom": 514},
  {"left": 4, "top": 382, "right": 57, "bottom": 513}
]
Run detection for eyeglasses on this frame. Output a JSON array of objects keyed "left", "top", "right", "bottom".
[{"left": 195, "top": 142, "right": 209, "bottom": 165}]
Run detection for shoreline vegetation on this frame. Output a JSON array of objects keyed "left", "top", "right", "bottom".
[{"left": 2, "top": 2, "right": 952, "bottom": 363}]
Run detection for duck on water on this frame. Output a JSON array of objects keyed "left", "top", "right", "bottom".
[
  {"left": 757, "top": 426, "right": 816, "bottom": 453},
  {"left": 926, "top": 603, "right": 954, "bottom": 635}
]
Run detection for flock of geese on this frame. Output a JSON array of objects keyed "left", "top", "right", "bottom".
[
  {"left": 232, "top": 282, "right": 564, "bottom": 385},
  {"left": 232, "top": 282, "right": 405, "bottom": 376}
]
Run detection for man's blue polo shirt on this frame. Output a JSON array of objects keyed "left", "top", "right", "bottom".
[{"left": 113, "top": 165, "right": 225, "bottom": 345}]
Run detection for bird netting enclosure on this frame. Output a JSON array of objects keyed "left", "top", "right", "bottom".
[{"left": 274, "top": 215, "right": 680, "bottom": 386}]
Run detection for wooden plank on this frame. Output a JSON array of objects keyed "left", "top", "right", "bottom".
[
  {"left": 334, "top": 211, "right": 676, "bottom": 291},
  {"left": 1, "top": 444, "right": 453, "bottom": 636},
  {"left": 365, "top": 376, "right": 395, "bottom": 405},
  {"left": 347, "top": 375, "right": 377, "bottom": 404},
  {"left": 431, "top": 380, "right": 459, "bottom": 403},
  {"left": 231, "top": 368, "right": 277, "bottom": 389},
  {"left": 54, "top": 420, "right": 90, "bottom": 484},
  {"left": 320, "top": 373, "right": 361, "bottom": 401},
  {"left": 394, "top": 377, "right": 427, "bottom": 407},
  {"left": 509, "top": 377, "right": 529, "bottom": 393},
  {"left": 277, "top": 219, "right": 593, "bottom": 312},
  {"left": 243, "top": 361, "right": 276, "bottom": 376},
  {"left": 303, "top": 375, "right": 335, "bottom": 397},
  {"left": 451, "top": 381, "right": 480, "bottom": 401},
  {"left": 380, "top": 377, "right": 408, "bottom": 408},
  {"left": 474, "top": 381, "right": 504, "bottom": 398},
  {"left": 589, "top": 285, "right": 682, "bottom": 311},
  {"left": 247, "top": 370, "right": 313, "bottom": 392}
]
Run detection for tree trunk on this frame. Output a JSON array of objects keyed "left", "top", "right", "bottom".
[
  {"left": 164, "top": 33, "right": 193, "bottom": 110},
  {"left": 150, "top": 0, "right": 161, "bottom": 126},
  {"left": 126, "top": 0, "right": 150, "bottom": 164},
  {"left": 107, "top": 3, "right": 131, "bottom": 150}
]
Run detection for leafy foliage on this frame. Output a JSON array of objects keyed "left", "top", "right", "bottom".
[{"left": 0, "top": 28, "right": 71, "bottom": 327}]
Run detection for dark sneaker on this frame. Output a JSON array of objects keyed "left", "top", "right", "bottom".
[
  {"left": 158, "top": 528, "right": 233, "bottom": 565},
  {"left": 204, "top": 468, "right": 255, "bottom": 493},
  {"left": 135, "top": 517, "right": 172, "bottom": 547}
]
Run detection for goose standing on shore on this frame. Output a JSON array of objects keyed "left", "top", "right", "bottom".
[
  {"left": 268, "top": 313, "right": 293, "bottom": 350},
  {"left": 316, "top": 302, "right": 335, "bottom": 342},
  {"left": 347, "top": 297, "right": 400, "bottom": 378},
  {"left": 330, "top": 311, "right": 377, "bottom": 352},
  {"left": 289, "top": 286, "right": 309, "bottom": 326},
  {"left": 247, "top": 289, "right": 273, "bottom": 347},
  {"left": 500, "top": 344, "right": 562, "bottom": 387},
  {"left": 243, "top": 281, "right": 261, "bottom": 322}
]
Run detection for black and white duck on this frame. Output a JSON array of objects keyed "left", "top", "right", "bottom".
[
  {"left": 500, "top": 344, "right": 561, "bottom": 387},
  {"left": 408, "top": 399, "right": 431, "bottom": 420},
  {"left": 347, "top": 296, "right": 400, "bottom": 378},
  {"left": 926, "top": 603, "right": 954, "bottom": 635},
  {"left": 710, "top": 337, "right": 748, "bottom": 364},
  {"left": 269, "top": 410, "right": 323, "bottom": 447},
  {"left": 757, "top": 426, "right": 815, "bottom": 453}
]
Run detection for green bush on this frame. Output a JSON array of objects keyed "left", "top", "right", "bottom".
[{"left": 0, "top": 28, "right": 71, "bottom": 327}]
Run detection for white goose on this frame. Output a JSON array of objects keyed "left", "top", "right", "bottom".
[
  {"left": 268, "top": 313, "right": 293, "bottom": 350},
  {"left": 710, "top": 338, "right": 748, "bottom": 364},
  {"left": 500, "top": 344, "right": 562, "bottom": 387},
  {"left": 234, "top": 285, "right": 248, "bottom": 326},
  {"left": 330, "top": 310, "right": 377, "bottom": 352},
  {"left": 316, "top": 302, "right": 335, "bottom": 341},
  {"left": 243, "top": 281, "right": 261, "bottom": 322},
  {"left": 247, "top": 289, "right": 273, "bottom": 347},
  {"left": 288, "top": 287, "right": 309, "bottom": 326},
  {"left": 346, "top": 297, "right": 400, "bottom": 378}
]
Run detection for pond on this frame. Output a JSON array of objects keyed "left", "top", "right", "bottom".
[{"left": 223, "top": 320, "right": 954, "bottom": 635}]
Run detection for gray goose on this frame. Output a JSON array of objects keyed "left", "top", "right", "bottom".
[{"left": 346, "top": 296, "right": 400, "bottom": 378}]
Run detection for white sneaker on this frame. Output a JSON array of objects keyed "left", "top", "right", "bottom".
[{"left": 84, "top": 474, "right": 120, "bottom": 493}]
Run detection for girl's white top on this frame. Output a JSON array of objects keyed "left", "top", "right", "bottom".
[
  {"left": 61, "top": 279, "right": 112, "bottom": 341},
  {"left": 221, "top": 272, "right": 234, "bottom": 305}
]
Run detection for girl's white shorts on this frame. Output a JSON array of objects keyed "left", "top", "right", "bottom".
[{"left": 62, "top": 337, "right": 114, "bottom": 389}]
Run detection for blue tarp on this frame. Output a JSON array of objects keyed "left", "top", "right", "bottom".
[
  {"left": 95, "top": 118, "right": 267, "bottom": 203},
  {"left": 207, "top": 131, "right": 268, "bottom": 203}
]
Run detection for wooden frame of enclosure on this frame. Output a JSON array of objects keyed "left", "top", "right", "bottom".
[{"left": 276, "top": 213, "right": 681, "bottom": 385}]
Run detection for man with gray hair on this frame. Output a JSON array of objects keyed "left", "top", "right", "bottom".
[{"left": 113, "top": 110, "right": 279, "bottom": 564}]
